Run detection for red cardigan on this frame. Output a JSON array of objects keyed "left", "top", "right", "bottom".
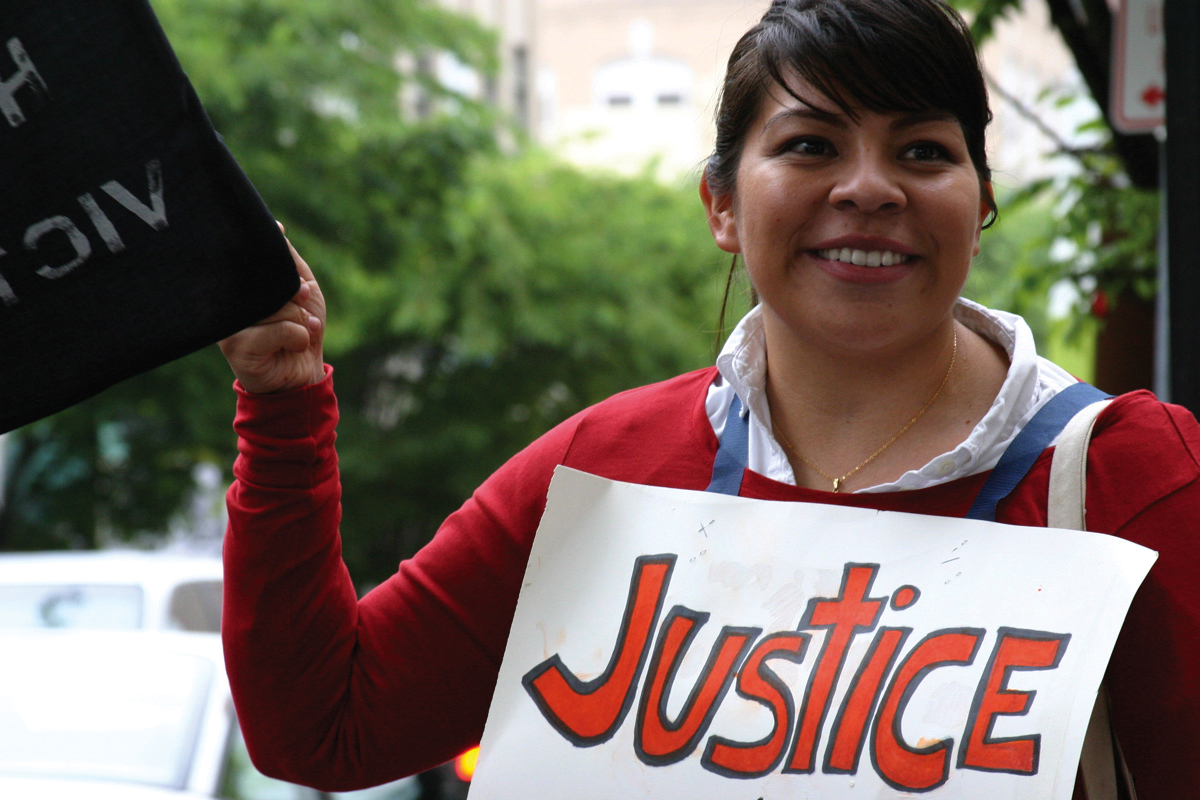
[{"left": 223, "top": 366, "right": 1200, "bottom": 798}]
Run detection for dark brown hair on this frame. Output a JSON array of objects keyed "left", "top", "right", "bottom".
[{"left": 707, "top": 0, "right": 996, "bottom": 223}]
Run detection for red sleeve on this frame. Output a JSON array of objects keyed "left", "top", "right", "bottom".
[
  {"left": 222, "top": 367, "right": 581, "bottom": 790},
  {"left": 994, "top": 391, "right": 1200, "bottom": 799},
  {"left": 1091, "top": 398, "right": 1200, "bottom": 798}
]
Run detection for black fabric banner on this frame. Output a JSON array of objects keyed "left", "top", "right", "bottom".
[{"left": 1, "top": 0, "right": 299, "bottom": 433}]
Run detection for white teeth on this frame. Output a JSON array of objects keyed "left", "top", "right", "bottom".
[{"left": 818, "top": 248, "right": 910, "bottom": 267}]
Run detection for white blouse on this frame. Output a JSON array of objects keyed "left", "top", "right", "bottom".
[{"left": 705, "top": 298, "right": 1080, "bottom": 492}]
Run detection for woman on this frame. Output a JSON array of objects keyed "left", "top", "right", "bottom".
[{"left": 219, "top": 0, "right": 1200, "bottom": 797}]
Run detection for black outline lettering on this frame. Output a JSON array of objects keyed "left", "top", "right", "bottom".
[
  {"left": 702, "top": 631, "right": 810, "bottom": 779},
  {"left": 824, "top": 626, "right": 911, "bottom": 775},
  {"left": 522, "top": 554, "right": 675, "bottom": 747},
  {"left": 635, "top": 605, "right": 759, "bottom": 766},
  {"left": 870, "top": 627, "right": 985, "bottom": 792},
  {"left": 890, "top": 585, "right": 921, "bottom": 611},
  {"left": 784, "top": 562, "right": 887, "bottom": 774},
  {"left": 958, "top": 627, "right": 1071, "bottom": 775}
]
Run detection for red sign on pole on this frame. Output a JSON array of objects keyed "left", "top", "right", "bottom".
[{"left": 1113, "top": 0, "right": 1165, "bottom": 133}]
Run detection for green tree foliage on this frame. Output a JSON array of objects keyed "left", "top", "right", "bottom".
[
  {"left": 332, "top": 154, "right": 722, "bottom": 585},
  {"left": 956, "top": 0, "right": 1158, "bottom": 188},
  {"left": 0, "top": 0, "right": 725, "bottom": 582},
  {"left": 952, "top": 0, "right": 1159, "bottom": 381},
  {"left": 0, "top": 352, "right": 239, "bottom": 551},
  {"left": 2, "top": 0, "right": 492, "bottom": 551}
]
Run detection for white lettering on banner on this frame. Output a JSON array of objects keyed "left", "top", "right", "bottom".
[
  {"left": 27, "top": 216, "right": 92, "bottom": 279},
  {"left": 78, "top": 193, "right": 127, "bottom": 254},
  {"left": 0, "top": 37, "right": 49, "bottom": 128},
  {"left": 0, "top": 249, "right": 16, "bottom": 306},
  {"left": 0, "top": 160, "right": 168, "bottom": 304},
  {"left": 101, "top": 160, "right": 168, "bottom": 231},
  {"left": 472, "top": 468, "right": 1157, "bottom": 800}
]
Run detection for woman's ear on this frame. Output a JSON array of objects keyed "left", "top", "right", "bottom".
[
  {"left": 979, "top": 181, "right": 995, "bottom": 226},
  {"left": 700, "top": 173, "right": 741, "bottom": 254},
  {"left": 973, "top": 181, "right": 995, "bottom": 256}
]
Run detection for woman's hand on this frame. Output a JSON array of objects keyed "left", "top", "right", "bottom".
[{"left": 220, "top": 233, "right": 326, "bottom": 394}]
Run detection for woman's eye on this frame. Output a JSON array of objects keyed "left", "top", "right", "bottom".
[
  {"left": 786, "top": 137, "right": 832, "bottom": 157},
  {"left": 903, "top": 142, "right": 950, "bottom": 161}
]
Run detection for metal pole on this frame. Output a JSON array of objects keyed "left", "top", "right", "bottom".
[
  {"left": 1165, "top": 0, "right": 1200, "bottom": 412},
  {"left": 0, "top": 432, "right": 7, "bottom": 515},
  {"left": 1155, "top": 133, "right": 1170, "bottom": 400}
]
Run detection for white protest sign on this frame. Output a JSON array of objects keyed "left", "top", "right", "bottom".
[{"left": 471, "top": 468, "right": 1156, "bottom": 799}]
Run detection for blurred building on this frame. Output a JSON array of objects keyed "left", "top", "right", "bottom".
[
  {"left": 430, "top": 0, "right": 1097, "bottom": 186},
  {"left": 431, "top": 0, "right": 537, "bottom": 130},
  {"left": 426, "top": 0, "right": 762, "bottom": 179},
  {"left": 531, "top": 0, "right": 763, "bottom": 179}
]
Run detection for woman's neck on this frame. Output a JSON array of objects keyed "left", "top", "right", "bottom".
[{"left": 763, "top": 314, "right": 1008, "bottom": 492}]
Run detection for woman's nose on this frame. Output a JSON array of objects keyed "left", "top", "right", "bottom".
[{"left": 827, "top": 154, "right": 906, "bottom": 214}]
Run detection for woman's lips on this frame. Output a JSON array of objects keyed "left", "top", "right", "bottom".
[
  {"left": 810, "top": 248, "right": 916, "bottom": 284},
  {"left": 816, "top": 247, "right": 912, "bottom": 267}
]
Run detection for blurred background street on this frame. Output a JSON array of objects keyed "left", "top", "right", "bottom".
[{"left": 0, "top": 1, "right": 1166, "bottom": 797}]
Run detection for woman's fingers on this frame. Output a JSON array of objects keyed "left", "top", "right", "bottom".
[
  {"left": 218, "top": 227, "right": 327, "bottom": 393},
  {"left": 222, "top": 318, "right": 307, "bottom": 361},
  {"left": 254, "top": 298, "right": 312, "bottom": 330},
  {"left": 283, "top": 239, "right": 326, "bottom": 325},
  {"left": 286, "top": 236, "right": 318, "bottom": 284}
]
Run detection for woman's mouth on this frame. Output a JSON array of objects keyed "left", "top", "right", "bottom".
[{"left": 816, "top": 248, "right": 913, "bottom": 267}]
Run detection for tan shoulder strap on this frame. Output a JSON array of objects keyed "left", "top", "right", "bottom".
[
  {"left": 1046, "top": 399, "right": 1136, "bottom": 800},
  {"left": 1047, "top": 399, "right": 1110, "bottom": 529}
]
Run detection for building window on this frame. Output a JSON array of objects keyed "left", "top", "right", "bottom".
[{"left": 592, "top": 22, "right": 692, "bottom": 113}]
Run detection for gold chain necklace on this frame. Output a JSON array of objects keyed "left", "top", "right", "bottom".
[{"left": 774, "top": 331, "right": 957, "bottom": 493}]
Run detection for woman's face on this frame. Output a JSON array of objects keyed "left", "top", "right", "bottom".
[{"left": 702, "top": 77, "right": 989, "bottom": 360}]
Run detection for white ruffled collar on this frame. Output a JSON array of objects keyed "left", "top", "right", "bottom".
[{"left": 706, "top": 298, "right": 1079, "bottom": 492}]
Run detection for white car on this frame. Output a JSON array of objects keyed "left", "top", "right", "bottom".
[
  {"left": 0, "top": 629, "right": 420, "bottom": 800},
  {"left": 0, "top": 553, "right": 473, "bottom": 799},
  {"left": 0, "top": 551, "right": 223, "bottom": 632}
]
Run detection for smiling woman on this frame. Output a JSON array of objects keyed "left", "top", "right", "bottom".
[
  {"left": 216, "top": 1, "right": 1200, "bottom": 799},
  {"left": 700, "top": 79, "right": 1005, "bottom": 489}
]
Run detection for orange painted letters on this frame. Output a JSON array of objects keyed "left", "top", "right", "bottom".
[
  {"left": 635, "top": 607, "right": 759, "bottom": 764},
  {"left": 959, "top": 627, "right": 1071, "bottom": 774},
  {"left": 785, "top": 563, "right": 887, "bottom": 773},
  {"left": 522, "top": 554, "right": 675, "bottom": 745},
  {"left": 522, "top": 557, "right": 1073, "bottom": 792},
  {"left": 702, "top": 632, "right": 810, "bottom": 777},
  {"left": 871, "top": 629, "right": 985, "bottom": 791}
]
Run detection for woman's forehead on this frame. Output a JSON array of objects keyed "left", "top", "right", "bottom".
[{"left": 755, "top": 79, "right": 961, "bottom": 133}]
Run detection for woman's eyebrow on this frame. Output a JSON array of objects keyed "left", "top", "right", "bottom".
[
  {"left": 762, "top": 106, "right": 847, "bottom": 134},
  {"left": 890, "top": 110, "right": 958, "bottom": 130},
  {"left": 761, "top": 107, "right": 958, "bottom": 138}
]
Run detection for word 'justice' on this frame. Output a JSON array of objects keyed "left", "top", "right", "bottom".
[{"left": 522, "top": 557, "right": 1070, "bottom": 793}]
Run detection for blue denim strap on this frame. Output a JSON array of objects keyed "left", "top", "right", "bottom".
[
  {"left": 706, "top": 381, "right": 1110, "bottom": 510},
  {"left": 707, "top": 394, "right": 748, "bottom": 495},
  {"left": 965, "top": 382, "right": 1111, "bottom": 522}
]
